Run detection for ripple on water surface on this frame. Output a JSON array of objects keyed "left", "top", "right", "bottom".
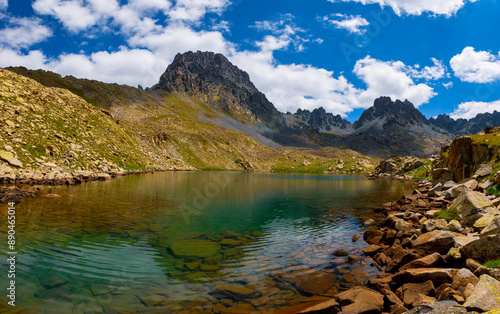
[{"left": 0, "top": 172, "right": 415, "bottom": 312}]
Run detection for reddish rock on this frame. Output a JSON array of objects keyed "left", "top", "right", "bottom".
[
  {"left": 399, "top": 253, "right": 445, "bottom": 272},
  {"left": 393, "top": 268, "right": 459, "bottom": 287},
  {"left": 337, "top": 287, "right": 384, "bottom": 314}
]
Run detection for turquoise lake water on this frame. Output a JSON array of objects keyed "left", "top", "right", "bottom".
[{"left": 0, "top": 172, "right": 414, "bottom": 313}]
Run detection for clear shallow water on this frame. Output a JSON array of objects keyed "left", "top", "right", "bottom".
[{"left": 0, "top": 172, "right": 415, "bottom": 313}]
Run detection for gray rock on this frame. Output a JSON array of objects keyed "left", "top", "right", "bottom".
[
  {"left": 404, "top": 300, "right": 467, "bottom": 313},
  {"left": 396, "top": 219, "right": 413, "bottom": 232},
  {"left": 443, "top": 181, "right": 457, "bottom": 189},
  {"left": 461, "top": 235, "right": 500, "bottom": 262},
  {"left": 463, "top": 274, "right": 500, "bottom": 312},
  {"left": 480, "top": 215, "right": 500, "bottom": 238},
  {"left": 446, "top": 220, "right": 463, "bottom": 233},
  {"left": 474, "top": 163, "right": 493, "bottom": 178},
  {"left": 449, "top": 188, "right": 499, "bottom": 227}
]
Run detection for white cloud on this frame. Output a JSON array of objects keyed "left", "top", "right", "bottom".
[
  {"left": 0, "top": 0, "right": 7, "bottom": 11},
  {"left": 129, "top": 25, "right": 231, "bottom": 60},
  {"left": 231, "top": 49, "right": 361, "bottom": 115},
  {"left": 321, "top": 14, "right": 369, "bottom": 34},
  {"left": 450, "top": 100, "right": 500, "bottom": 119},
  {"left": 353, "top": 56, "right": 437, "bottom": 107},
  {"left": 450, "top": 47, "right": 500, "bottom": 83},
  {"left": 443, "top": 81, "right": 453, "bottom": 89},
  {"left": 32, "top": 0, "right": 99, "bottom": 32},
  {"left": 0, "top": 17, "right": 53, "bottom": 48},
  {"left": 406, "top": 58, "right": 447, "bottom": 80},
  {"left": 0, "top": 48, "right": 48, "bottom": 69},
  {"left": 327, "top": 0, "right": 478, "bottom": 16},
  {"left": 168, "top": 0, "right": 230, "bottom": 23}
]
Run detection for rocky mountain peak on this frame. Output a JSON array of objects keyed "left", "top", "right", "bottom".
[
  {"left": 354, "top": 96, "right": 427, "bottom": 129},
  {"left": 152, "top": 51, "right": 285, "bottom": 130}
]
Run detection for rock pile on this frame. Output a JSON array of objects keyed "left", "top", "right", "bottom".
[{"left": 300, "top": 177, "right": 500, "bottom": 314}]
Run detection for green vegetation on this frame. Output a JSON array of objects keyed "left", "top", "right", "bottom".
[
  {"left": 484, "top": 259, "right": 500, "bottom": 268},
  {"left": 436, "top": 206, "right": 460, "bottom": 222},
  {"left": 486, "top": 184, "right": 500, "bottom": 196}
]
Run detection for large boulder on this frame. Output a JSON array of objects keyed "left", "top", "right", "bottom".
[
  {"left": 451, "top": 268, "right": 479, "bottom": 295},
  {"left": 463, "top": 274, "right": 500, "bottom": 312},
  {"left": 393, "top": 268, "right": 459, "bottom": 287},
  {"left": 461, "top": 234, "right": 500, "bottom": 262},
  {"left": 170, "top": 239, "right": 220, "bottom": 258},
  {"left": 280, "top": 268, "right": 336, "bottom": 295},
  {"left": 411, "top": 230, "right": 475, "bottom": 256},
  {"left": 398, "top": 280, "right": 436, "bottom": 308},
  {"left": 449, "top": 189, "right": 499, "bottom": 227},
  {"left": 480, "top": 215, "right": 500, "bottom": 238},
  {"left": 474, "top": 163, "right": 493, "bottom": 178},
  {"left": 336, "top": 287, "right": 384, "bottom": 314},
  {"left": 432, "top": 168, "right": 453, "bottom": 185},
  {"left": 399, "top": 253, "right": 445, "bottom": 272}
]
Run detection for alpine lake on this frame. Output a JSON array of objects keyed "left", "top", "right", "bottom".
[{"left": 0, "top": 171, "right": 415, "bottom": 313}]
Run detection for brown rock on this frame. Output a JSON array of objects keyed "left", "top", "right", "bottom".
[
  {"left": 280, "top": 268, "right": 337, "bottom": 295},
  {"left": 337, "top": 287, "right": 384, "bottom": 314},
  {"left": 411, "top": 230, "right": 467, "bottom": 256},
  {"left": 463, "top": 274, "right": 500, "bottom": 312},
  {"left": 298, "top": 299, "right": 341, "bottom": 314},
  {"left": 363, "top": 245, "right": 383, "bottom": 257},
  {"left": 393, "top": 268, "right": 459, "bottom": 287},
  {"left": 213, "top": 283, "right": 261, "bottom": 300},
  {"left": 451, "top": 268, "right": 479, "bottom": 295},
  {"left": 400, "top": 280, "right": 435, "bottom": 308},
  {"left": 333, "top": 249, "right": 348, "bottom": 257},
  {"left": 399, "top": 253, "right": 445, "bottom": 272},
  {"left": 44, "top": 193, "right": 61, "bottom": 198},
  {"left": 364, "top": 230, "right": 384, "bottom": 245},
  {"left": 352, "top": 234, "right": 360, "bottom": 242},
  {"left": 461, "top": 234, "right": 500, "bottom": 262}
]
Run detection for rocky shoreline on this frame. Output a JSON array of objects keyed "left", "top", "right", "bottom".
[
  {"left": 299, "top": 176, "right": 500, "bottom": 313},
  {"left": 0, "top": 165, "right": 159, "bottom": 203}
]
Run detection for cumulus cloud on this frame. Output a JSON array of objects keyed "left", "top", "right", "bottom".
[
  {"left": 320, "top": 14, "right": 369, "bottom": 34},
  {"left": 450, "top": 100, "right": 500, "bottom": 119},
  {"left": 168, "top": 0, "right": 229, "bottom": 23},
  {"left": 406, "top": 58, "right": 448, "bottom": 80},
  {"left": 32, "top": 0, "right": 100, "bottom": 32},
  {"left": 353, "top": 56, "right": 437, "bottom": 107},
  {"left": 0, "top": 48, "right": 48, "bottom": 69},
  {"left": 0, "top": 17, "right": 53, "bottom": 48},
  {"left": 327, "top": 0, "right": 478, "bottom": 16},
  {"left": 450, "top": 47, "right": 500, "bottom": 83},
  {"left": 0, "top": 0, "right": 7, "bottom": 11}
]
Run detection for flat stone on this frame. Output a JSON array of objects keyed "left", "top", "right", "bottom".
[
  {"left": 280, "top": 268, "right": 337, "bottom": 295},
  {"left": 400, "top": 280, "right": 436, "bottom": 308},
  {"left": 393, "top": 268, "right": 459, "bottom": 287},
  {"left": 213, "top": 283, "right": 260, "bottom": 300},
  {"left": 298, "top": 298, "right": 341, "bottom": 313},
  {"left": 44, "top": 194, "right": 61, "bottom": 198},
  {"left": 412, "top": 230, "right": 465, "bottom": 256},
  {"left": 337, "top": 287, "right": 384, "bottom": 314},
  {"left": 90, "top": 283, "right": 117, "bottom": 296},
  {"left": 0, "top": 150, "right": 22, "bottom": 167},
  {"left": 475, "top": 164, "right": 493, "bottom": 177},
  {"left": 399, "top": 253, "right": 445, "bottom": 272},
  {"left": 463, "top": 274, "right": 500, "bottom": 312},
  {"left": 220, "top": 238, "right": 241, "bottom": 246},
  {"left": 136, "top": 293, "right": 168, "bottom": 306},
  {"left": 39, "top": 273, "right": 69, "bottom": 289},
  {"left": 170, "top": 239, "right": 220, "bottom": 258}
]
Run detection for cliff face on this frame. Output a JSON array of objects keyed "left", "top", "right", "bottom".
[
  {"left": 433, "top": 128, "right": 500, "bottom": 183},
  {"left": 285, "top": 107, "right": 353, "bottom": 134},
  {"left": 152, "top": 51, "right": 286, "bottom": 130}
]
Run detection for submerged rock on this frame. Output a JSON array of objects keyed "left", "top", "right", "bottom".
[
  {"left": 170, "top": 239, "right": 220, "bottom": 258},
  {"left": 213, "top": 283, "right": 260, "bottom": 300},
  {"left": 404, "top": 300, "right": 467, "bottom": 314},
  {"left": 280, "top": 268, "right": 337, "bottom": 295}
]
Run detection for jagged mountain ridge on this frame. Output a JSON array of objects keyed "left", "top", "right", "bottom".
[
  {"left": 8, "top": 50, "right": 500, "bottom": 158},
  {"left": 285, "top": 107, "right": 353, "bottom": 134},
  {"left": 152, "top": 51, "right": 286, "bottom": 130},
  {"left": 429, "top": 112, "right": 500, "bottom": 136}
]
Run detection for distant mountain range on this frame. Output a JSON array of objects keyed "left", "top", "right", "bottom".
[{"left": 7, "top": 51, "right": 500, "bottom": 159}]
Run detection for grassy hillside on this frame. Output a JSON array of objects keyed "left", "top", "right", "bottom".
[{"left": 0, "top": 68, "right": 377, "bottom": 175}]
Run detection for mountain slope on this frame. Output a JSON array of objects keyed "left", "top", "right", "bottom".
[
  {"left": 284, "top": 108, "right": 353, "bottom": 134},
  {"left": 430, "top": 111, "right": 500, "bottom": 136},
  {"left": 340, "top": 97, "right": 452, "bottom": 158},
  {"left": 152, "top": 51, "right": 286, "bottom": 130}
]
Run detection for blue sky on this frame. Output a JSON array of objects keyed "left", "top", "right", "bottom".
[{"left": 1, "top": 0, "right": 500, "bottom": 122}]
